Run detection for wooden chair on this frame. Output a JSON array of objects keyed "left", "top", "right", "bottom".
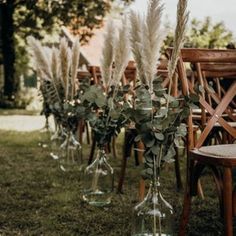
[{"left": 175, "top": 48, "right": 236, "bottom": 236}]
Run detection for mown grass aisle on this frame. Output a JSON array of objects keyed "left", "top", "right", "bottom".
[{"left": 0, "top": 130, "right": 228, "bottom": 235}]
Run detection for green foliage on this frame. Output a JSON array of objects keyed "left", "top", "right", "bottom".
[
  {"left": 163, "top": 17, "right": 235, "bottom": 49},
  {"left": 81, "top": 83, "right": 130, "bottom": 147},
  {"left": 125, "top": 76, "right": 198, "bottom": 180}
]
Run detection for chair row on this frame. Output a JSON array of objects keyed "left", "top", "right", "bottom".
[{"left": 78, "top": 47, "right": 236, "bottom": 236}]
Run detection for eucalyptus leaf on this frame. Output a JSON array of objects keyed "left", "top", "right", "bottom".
[
  {"left": 154, "top": 132, "right": 165, "bottom": 141},
  {"left": 163, "top": 146, "right": 176, "bottom": 163},
  {"left": 134, "top": 134, "right": 142, "bottom": 142},
  {"left": 151, "top": 144, "right": 160, "bottom": 155}
]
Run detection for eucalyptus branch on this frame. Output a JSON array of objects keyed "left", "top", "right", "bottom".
[{"left": 166, "top": 0, "right": 189, "bottom": 110}]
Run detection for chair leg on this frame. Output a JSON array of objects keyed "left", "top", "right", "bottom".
[
  {"left": 174, "top": 148, "right": 183, "bottom": 191},
  {"left": 137, "top": 141, "right": 144, "bottom": 164},
  {"left": 139, "top": 178, "right": 145, "bottom": 201},
  {"left": 223, "top": 167, "right": 233, "bottom": 236},
  {"left": 233, "top": 188, "right": 236, "bottom": 216},
  {"left": 85, "top": 122, "right": 90, "bottom": 145},
  {"left": 78, "top": 119, "right": 84, "bottom": 144},
  {"left": 178, "top": 159, "right": 195, "bottom": 236},
  {"left": 178, "top": 190, "right": 192, "bottom": 236},
  {"left": 133, "top": 142, "right": 140, "bottom": 166},
  {"left": 117, "top": 129, "right": 133, "bottom": 193},
  {"left": 112, "top": 136, "right": 117, "bottom": 159},
  {"left": 117, "top": 153, "right": 129, "bottom": 193}
]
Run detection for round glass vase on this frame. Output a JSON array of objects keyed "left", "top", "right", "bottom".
[
  {"left": 132, "top": 153, "right": 174, "bottom": 236},
  {"left": 82, "top": 147, "right": 114, "bottom": 207}
]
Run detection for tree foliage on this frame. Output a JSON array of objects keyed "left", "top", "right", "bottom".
[
  {"left": 164, "top": 17, "right": 235, "bottom": 49},
  {"left": 0, "top": 0, "right": 133, "bottom": 103}
]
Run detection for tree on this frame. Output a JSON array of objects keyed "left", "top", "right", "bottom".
[
  {"left": 0, "top": 0, "right": 133, "bottom": 104},
  {"left": 186, "top": 17, "right": 234, "bottom": 48},
  {"left": 163, "top": 17, "right": 235, "bottom": 50}
]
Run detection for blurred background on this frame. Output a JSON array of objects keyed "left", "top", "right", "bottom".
[{"left": 0, "top": 0, "right": 235, "bottom": 111}]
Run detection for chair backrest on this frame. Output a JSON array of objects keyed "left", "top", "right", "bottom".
[
  {"left": 88, "top": 59, "right": 170, "bottom": 86},
  {"left": 175, "top": 48, "right": 236, "bottom": 149}
]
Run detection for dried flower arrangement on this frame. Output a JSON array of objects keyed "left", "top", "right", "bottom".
[
  {"left": 125, "top": 0, "right": 197, "bottom": 180},
  {"left": 28, "top": 36, "right": 82, "bottom": 132},
  {"left": 81, "top": 16, "right": 131, "bottom": 148}
]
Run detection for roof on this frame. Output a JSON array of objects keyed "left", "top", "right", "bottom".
[{"left": 61, "top": 20, "right": 123, "bottom": 67}]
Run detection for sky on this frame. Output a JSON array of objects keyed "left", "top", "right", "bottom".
[{"left": 128, "top": 0, "right": 236, "bottom": 36}]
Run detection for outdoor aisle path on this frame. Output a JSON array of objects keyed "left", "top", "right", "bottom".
[{"left": 0, "top": 115, "right": 54, "bottom": 131}]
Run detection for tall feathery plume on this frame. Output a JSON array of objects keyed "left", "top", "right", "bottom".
[
  {"left": 28, "top": 37, "right": 61, "bottom": 104},
  {"left": 100, "top": 20, "right": 116, "bottom": 88},
  {"left": 129, "top": 10, "right": 146, "bottom": 85},
  {"left": 142, "top": 0, "right": 164, "bottom": 92},
  {"left": 51, "top": 47, "right": 60, "bottom": 82},
  {"left": 167, "top": 0, "right": 189, "bottom": 107},
  {"left": 71, "top": 37, "right": 80, "bottom": 99},
  {"left": 60, "top": 37, "right": 71, "bottom": 100},
  {"left": 111, "top": 16, "right": 131, "bottom": 88},
  {"left": 27, "top": 36, "right": 52, "bottom": 80}
]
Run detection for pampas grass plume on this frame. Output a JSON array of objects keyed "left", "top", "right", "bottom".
[
  {"left": 100, "top": 20, "right": 116, "bottom": 87},
  {"left": 112, "top": 15, "right": 130, "bottom": 87},
  {"left": 71, "top": 37, "right": 80, "bottom": 98}
]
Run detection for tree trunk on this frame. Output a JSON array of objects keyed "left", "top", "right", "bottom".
[{"left": 0, "top": 0, "right": 16, "bottom": 100}]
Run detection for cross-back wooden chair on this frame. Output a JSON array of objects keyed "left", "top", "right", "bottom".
[
  {"left": 175, "top": 48, "right": 236, "bottom": 236},
  {"left": 117, "top": 58, "right": 183, "bottom": 199}
]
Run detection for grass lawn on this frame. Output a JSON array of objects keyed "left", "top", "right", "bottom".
[{"left": 0, "top": 129, "right": 231, "bottom": 235}]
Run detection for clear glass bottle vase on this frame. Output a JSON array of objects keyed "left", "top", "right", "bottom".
[
  {"left": 82, "top": 147, "right": 114, "bottom": 206},
  {"left": 59, "top": 131, "right": 82, "bottom": 172},
  {"left": 132, "top": 154, "right": 174, "bottom": 236}
]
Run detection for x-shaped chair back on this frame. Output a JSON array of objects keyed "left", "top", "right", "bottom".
[
  {"left": 174, "top": 48, "right": 236, "bottom": 236},
  {"left": 177, "top": 48, "right": 236, "bottom": 150}
]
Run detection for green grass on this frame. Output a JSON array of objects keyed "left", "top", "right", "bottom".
[{"left": 0, "top": 129, "right": 231, "bottom": 235}]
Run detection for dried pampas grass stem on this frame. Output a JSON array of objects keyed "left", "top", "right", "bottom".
[
  {"left": 60, "top": 37, "right": 71, "bottom": 100},
  {"left": 71, "top": 37, "right": 80, "bottom": 98},
  {"left": 143, "top": 0, "right": 164, "bottom": 92},
  {"left": 167, "top": 0, "right": 189, "bottom": 108},
  {"left": 129, "top": 11, "right": 146, "bottom": 85},
  {"left": 100, "top": 20, "right": 116, "bottom": 88},
  {"left": 27, "top": 36, "right": 52, "bottom": 80},
  {"left": 111, "top": 16, "right": 130, "bottom": 88},
  {"left": 51, "top": 47, "right": 60, "bottom": 83}
]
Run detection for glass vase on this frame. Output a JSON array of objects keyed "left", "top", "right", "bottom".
[
  {"left": 50, "top": 125, "right": 66, "bottom": 160},
  {"left": 59, "top": 131, "right": 82, "bottom": 172},
  {"left": 132, "top": 153, "right": 174, "bottom": 236},
  {"left": 82, "top": 147, "right": 114, "bottom": 206}
]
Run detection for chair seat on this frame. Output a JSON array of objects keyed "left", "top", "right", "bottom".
[{"left": 190, "top": 144, "right": 236, "bottom": 167}]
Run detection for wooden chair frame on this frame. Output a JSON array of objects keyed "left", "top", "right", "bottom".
[{"left": 174, "top": 48, "right": 236, "bottom": 236}]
